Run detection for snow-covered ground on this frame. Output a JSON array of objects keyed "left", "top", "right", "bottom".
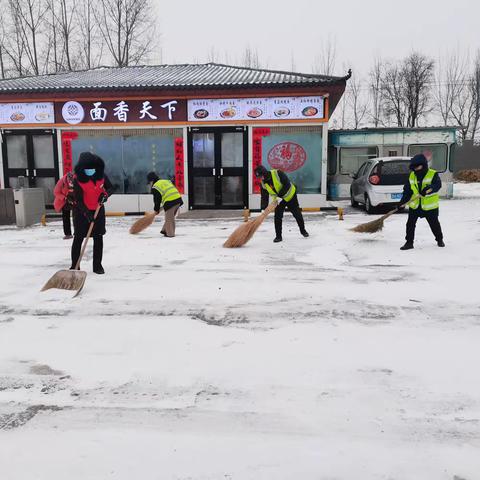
[{"left": 1, "top": 185, "right": 480, "bottom": 480}]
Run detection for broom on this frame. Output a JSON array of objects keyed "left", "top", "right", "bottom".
[
  {"left": 223, "top": 201, "right": 277, "bottom": 248},
  {"left": 129, "top": 208, "right": 163, "bottom": 234},
  {"left": 350, "top": 194, "right": 420, "bottom": 233}
]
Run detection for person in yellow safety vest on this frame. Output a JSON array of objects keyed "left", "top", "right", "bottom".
[
  {"left": 147, "top": 172, "right": 183, "bottom": 237},
  {"left": 254, "top": 165, "right": 309, "bottom": 243},
  {"left": 399, "top": 154, "right": 444, "bottom": 250}
]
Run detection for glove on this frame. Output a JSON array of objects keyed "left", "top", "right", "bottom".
[
  {"left": 99, "top": 192, "right": 108, "bottom": 204},
  {"left": 421, "top": 186, "right": 433, "bottom": 196},
  {"left": 84, "top": 211, "right": 94, "bottom": 223}
]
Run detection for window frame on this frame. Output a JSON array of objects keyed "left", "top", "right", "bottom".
[
  {"left": 407, "top": 143, "right": 448, "bottom": 173},
  {"left": 339, "top": 146, "right": 379, "bottom": 176}
]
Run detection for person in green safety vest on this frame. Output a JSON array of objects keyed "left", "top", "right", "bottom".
[
  {"left": 254, "top": 165, "right": 309, "bottom": 243},
  {"left": 399, "top": 154, "right": 444, "bottom": 250},
  {"left": 147, "top": 172, "right": 183, "bottom": 237}
]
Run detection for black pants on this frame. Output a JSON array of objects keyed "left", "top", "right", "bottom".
[
  {"left": 62, "top": 208, "right": 72, "bottom": 236},
  {"left": 71, "top": 235, "right": 103, "bottom": 270},
  {"left": 274, "top": 194, "right": 306, "bottom": 237},
  {"left": 406, "top": 209, "right": 443, "bottom": 243}
]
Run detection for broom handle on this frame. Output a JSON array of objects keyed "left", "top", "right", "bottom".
[
  {"left": 381, "top": 193, "right": 421, "bottom": 221},
  {"left": 74, "top": 204, "right": 102, "bottom": 270}
]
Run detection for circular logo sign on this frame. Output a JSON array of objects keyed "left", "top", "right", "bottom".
[
  {"left": 267, "top": 142, "right": 306, "bottom": 172},
  {"left": 62, "top": 101, "right": 84, "bottom": 124}
]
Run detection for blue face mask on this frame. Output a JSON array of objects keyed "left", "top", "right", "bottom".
[{"left": 84, "top": 168, "right": 96, "bottom": 177}]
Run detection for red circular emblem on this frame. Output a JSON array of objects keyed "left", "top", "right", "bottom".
[{"left": 267, "top": 142, "right": 306, "bottom": 172}]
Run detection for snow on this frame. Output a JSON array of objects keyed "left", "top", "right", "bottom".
[{"left": 1, "top": 186, "right": 480, "bottom": 480}]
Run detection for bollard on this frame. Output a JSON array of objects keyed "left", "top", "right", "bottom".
[
  {"left": 41, "top": 214, "right": 46, "bottom": 226},
  {"left": 243, "top": 209, "right": 250, "bottom": 222},
  {"left": 337, "top": 207, "right": 344, "bottom": 221}
]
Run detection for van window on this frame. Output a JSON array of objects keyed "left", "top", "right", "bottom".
[
  {"left": 340, "top": 147, "right": 378, "bottom": 175},
  {"left": 408, "top": 144, "right": 447, "bottom": 172},
  {"left": 370, "top": 160, "right": 410, "bottom": 186}
]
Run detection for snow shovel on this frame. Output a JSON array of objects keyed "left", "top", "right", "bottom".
[
  {"left": 350, "top": 194, "right": 420, "bottom": 233},
  {"left": 41, "top": 204, "right": 102, "bottom": 297}
]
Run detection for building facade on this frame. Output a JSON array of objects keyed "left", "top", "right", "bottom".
[{"left": 0, "top": 63, "right": 349, "bottom": 212}]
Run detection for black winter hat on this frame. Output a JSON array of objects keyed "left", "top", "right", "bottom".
[
  {"left": 254, "top": 165, "right": 268, "bottom": 178},
  {"left": 147, "top": 171, "right": 159, "bottom": 184},
  {"left": 75, "top": 151, "right": 105, "bottom": 182},
  {"left": 409, "top": 154, "right": 428, "bottom": 171}
]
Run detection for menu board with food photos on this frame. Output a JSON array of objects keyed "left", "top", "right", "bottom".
[
  {"left": 188, "top": 96, "right": 325, "bottom": 122},
  {"left": 0, "top": 102, "right": 55, "bottom": 124}
]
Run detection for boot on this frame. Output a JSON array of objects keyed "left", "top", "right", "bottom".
[
  {"left": 400, "top": 242, "right": 414, "bottom": 250},
  {"left": 437, "top": 239, "right": 445, "bottom": 247},
  {"left": 93, "top": 265, "right": 105, "bottom": 274},
  {"left": 300, "top": 230, "right": 309, "bottom": 238},
  {"left": 273, "top": 236, "right": 283, "bottom": 243}
]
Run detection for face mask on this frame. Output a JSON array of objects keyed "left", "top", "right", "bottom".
[{"left": 84, "top": 168, "right": 96, "bottom": 177}]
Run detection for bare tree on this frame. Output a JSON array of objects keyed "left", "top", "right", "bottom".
[
  {"left": 348, "top": 74, "right": 368, "bottom": 129},
  {"left": 381, "top": 62, "right": 406, "bottom": 126},
  {"left": 312, "top": 36, "right": 336, "bottom": 75},
  {"left": 241, "top": 45, "right": 261, "bottom": 68},
  {"left": 97, "top": 0, "right": 156, "bottom": 67},
  {"left": 443, "top": 51, "right": 480, "bottom": 141},
  {"left": 403, "top": 52, "right": 434, "bottom": 127},
  {"left": 8, "top": 0, "right": 49, "bottom": 75},
  {"left": 77, "top": 0, "right": 103, "bottom": 69},
  {"left": 381, "top": 52, "right": 434, "bottom": 127},
  {"left": 368, "top": 57, "right": 383, "bottom": 127}
]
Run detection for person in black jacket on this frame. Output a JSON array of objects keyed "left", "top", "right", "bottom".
[
  {"left": 255, "top": 165, "right": 308, "bottom": 243},
  {"left": 71, "top": 153, "right": 114, "bottom": 273},
  {"left": 399, "top": 154, "right": 444, "bottom": 250}
]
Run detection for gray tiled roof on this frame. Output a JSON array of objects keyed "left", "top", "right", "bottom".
[{"left": 0, "top": 63, "right": 347, "bottom": 93}]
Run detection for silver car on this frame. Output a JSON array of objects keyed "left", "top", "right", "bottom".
[{"left": 350, "top": 156, "right": 410, "bottom": 213}]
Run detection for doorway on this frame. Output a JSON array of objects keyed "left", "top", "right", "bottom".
[
  {"left": 2, "top": 130, "right": 59, "bottom": 207},
  {"left": 188, "top": 127, "right": 248, "bottom": 209}
]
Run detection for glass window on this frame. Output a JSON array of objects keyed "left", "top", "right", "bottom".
[
  {"left": 356, "top": 162, "right": 368, "bottom": 178},
  {"left": 6, "top": 135, "right": 28, "bottom": 169},
  {"left": 192, "top": 133, "right": 214, "bottom": 168},
  {"left": 221, "top": 133, "right": 243, "bottom": 167},
  {"left": 408, "top": 144, "right": 447, "bottom": 172},
  {"left": 70, "top": 130, "right": 179, "bottom": 194},
  {"left": 339, "top": 147, "right": 378, "bottom": 175},
  {"left": 449, "top": 143, "right": 456, "bottom": 172},
  {"left": 327, "top": 146, "right": 337, "bottom": 175},
  {"left": 32, "top": 135, "right": 55, "bottom": 168},
  {"left": 261, "top": 127, "right": 323, "bottom": 194}
]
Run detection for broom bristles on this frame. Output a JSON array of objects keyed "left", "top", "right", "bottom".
[
  {"left": 223, "top": 202, "right": 277, "bottom": 248},
  {"left": 350, "top": 216, "right": 385, "bottom": 233},
  {"left": 129, "top": 211, "right": 157, "bottom": 234}
]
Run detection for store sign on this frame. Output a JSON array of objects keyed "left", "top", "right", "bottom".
[
  {"left": 0, "top": 102, "right": 55, "bottom": 124},
  {"left": 188, "top": 96, "right": 325, "bottom": 122},
  {"left": 56, "top": 99, "right": 187, "bottom": 124}
]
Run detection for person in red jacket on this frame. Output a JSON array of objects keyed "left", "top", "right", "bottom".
[
  {"left": 53, "top": 172, "right": 75, "bottom": 239},
  {"left": 71, "top": 152, "right": 113, "bottom": 274}
]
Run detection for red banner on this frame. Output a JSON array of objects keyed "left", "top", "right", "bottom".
[
  {"left": 174, "top": 137, "right": 185, "bottom": 194},
  {"left": 252, "top": 128, "right": 270, "bottom": 193},
  {"left": 61, "top": 131, "right": 78, "bottom": 174}
]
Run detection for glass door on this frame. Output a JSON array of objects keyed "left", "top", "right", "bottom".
[
  {"left": 2, "top": 130, "right": 59, "bottom": 206},
  {"left": 188, "top": 127, "right": 247, "bottom": 209}
]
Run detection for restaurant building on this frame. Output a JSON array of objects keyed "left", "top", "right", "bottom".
[{"left": 0, "top": 63, "right": 349, "bottom": 212}]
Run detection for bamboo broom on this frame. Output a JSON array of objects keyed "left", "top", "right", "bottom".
[
  {"left": 129, "top": 209, "right": 163, "bottom": 234},
  {"left": 223, "top": 201, "right": 277, "bottom": 248},
  {"left": 350, "top": 194, "right": 419, "bottom": 233}
]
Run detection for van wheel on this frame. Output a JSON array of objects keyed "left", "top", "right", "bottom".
[
  {"left": 365, "top": 195, "right": 375, "bottom": 214},
  {"left": 350, "top": 190, "right": 359, "bottom": 208}
]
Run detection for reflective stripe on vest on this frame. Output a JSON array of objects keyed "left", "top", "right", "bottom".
[
  {"left": 153, "top": 179, "right": 181, "bottom": 206},
  {"left": 408, "top": 169, "right": 439, "bottom": 211},
  {"left": 261, "top": 169, "right": 296, "bottom": 202}
]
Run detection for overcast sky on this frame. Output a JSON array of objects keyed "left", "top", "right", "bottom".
[{"left": 153, "top": 0, "right": 480, "bottom": 76}]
